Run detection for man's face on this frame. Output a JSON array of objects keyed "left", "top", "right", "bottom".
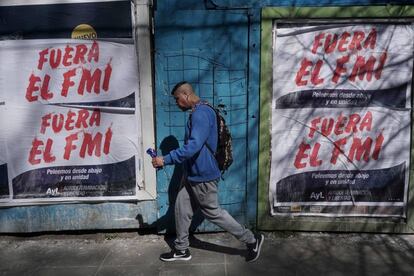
[{"left": 173, "top": 91, "right": 190, "bottom": 111}]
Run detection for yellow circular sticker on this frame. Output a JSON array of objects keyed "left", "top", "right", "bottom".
[{"left": 71, "top": 24, "right": 97, "bottom": 40}]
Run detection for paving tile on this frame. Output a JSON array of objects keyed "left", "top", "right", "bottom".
[
  {"left": 1, "top": 232, "right": 414, "bottom": 276},
  {"left": 30, "top": 266, "right": 97, "bottom": 276},
  {"left": 102, "top": 240, "right": 167, "bottom": 266},
  {"left": 97, "top": 265, "right": 160, "bottom": 276},
  {"left": 1, "top": 240, "right": 109, "bottom": 268},
  {"left": 226, "top": 262, "right": 296, "bottom": 276},
  {"left": 158, "top": 263, "right": 226, "bottom": 276}
]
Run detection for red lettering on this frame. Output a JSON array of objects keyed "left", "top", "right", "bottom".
[
  {"left": 62, "top": 45, "right": 74, "bottom": 67},
  {"left": 359, "top": 111, "right": 372, "bottom": 132},
  {"left": 78, "top": 68, "right": 102, "bottom": 94},
  {"left": 294, "top": 142, "right": 310, "bottom": 169},
  {"left": 103, "top": 62, "right": 112, "bottom": 91},
  {"left": 345, "top": 113, "right": 361, "bottom": 133},
  {"left": 330, "top": 138, "right": 347, "bottom": 165},
  {"left": 28, "top": 138, "right": 43, "bottom": 165},
  {"left": 309, "top": 29, "right": 377, "bottom": 55},
  {"left": 311, "top": 60, "right": 324, "bottom": 85},
  {"left": 61, "top": 68, "right": 77, "bottom": 97},
  {"left": 26, "top": 74, "right": 53, "bottom": 102},
  {"left": 349, "top": 52, "right": 387, "bottom": 82},
  {"left": 65, "top": 110, "right": 76, "bottom": 131},
  {"left": 75, "top": 109, "right": 90, "bottom": 129},
  {"left": 321, "top": 118, "right": 334, "bottom": 137},
  {"left": 73, "top": 44, "right": 88, "bottom": 64},
  {"left": 104, "top": 127, "right": 112, "bottom": 154},
  {"left": 88, "top": 41, "right": 99, "bottom": 63},
  {"left": 349, "top": 31, "right": 365, "bottom": 51},
  {"left": 43, "top": 138, "right": 56, "bottom": 163},
  {"left": 324, "top": 33, "right": 338, "bottom": 54},
  {"left": 334, "top": 113, "right": 347, "bottom": 136},
  {"left": 80, "top": 132, "right": 102, "bottom": 158},
  {"left": 309, "top": 117, "right": 321, "bottom": 138},
  {"left": 40, "top": 113, "right": 52, "bottom": 134},
  {"left": 310, "top": 142, "right": 322, "bottom": 167},
  {"left": 41, "top": 110, "right": 102, "bottom": 134},
  {"left": 372, "top": 132, "right": 384, "bottom": 160},
  {"left": 36, "top": 42, "right": 99, "bottom": 69},
  {"left": 332, "top": 55, "right": 350, "bottom": 83},
  {"left": 50, "top": 49, "right": 61, "bottom": 69},
  {"left": 337, "top": 32, "right": 351, "bottom": 52},
  {"left": 51, "top": 114, "right": 64, "bottom": 133},
  {"left": 89, "top": 109, "right": 101, "bottom": 127},
  {"left": 40, "top": 74, "right": 53, "bottom": 100},
  {"left": 349, "top": 55, "right": 376, "bottom": 82},
  {"left": 363, "top": 28, "right": 377, "bottom": 49},
  {"left": 25, "top": 74, "right": 41, "bottom": 102},
  {"left": 64, "top": 133, "right": 78, "bottom": 160},
  {"left": 37, "top": 48, "right": 49, "bottom": 70},
  {"left": 309, "top": 111, "right": 372, "bottom": 138},
  {"left": 312, "top": 33, "right": 325, "bottom": 54},
  {"left": 295, "top": 58, "right": 313, "bottom": 86},
  {"left": 348, "top": 137, "right": 373, "bottom": 162}
]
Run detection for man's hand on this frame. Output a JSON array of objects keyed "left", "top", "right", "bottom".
[{"left": 152, "top": 156, "right": 164, "bottom": 168}]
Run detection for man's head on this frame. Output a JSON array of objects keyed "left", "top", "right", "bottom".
[{"left": 171, "top": 81, "right": 197, "bottom": 111}]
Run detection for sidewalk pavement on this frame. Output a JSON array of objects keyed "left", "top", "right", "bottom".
[{"left": 1, "top": 231, "right": 414, "bottom": 276}]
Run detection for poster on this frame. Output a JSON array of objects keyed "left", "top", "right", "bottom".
[
  {"left": 0, "top": 1, "right": 143, "bottom": 204},
  {"left": 1, "top": 39, "right": 137, "bottom": 107},
  {"left": 0, "top": 104, "right": 9, "bottom": 199},
  {"left": 270, "top": 24, "right": 413, "bottom": 217}
]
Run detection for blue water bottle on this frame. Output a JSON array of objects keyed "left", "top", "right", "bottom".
[{"left": 146, "top": 148, "right": 157, "bottom": 158}]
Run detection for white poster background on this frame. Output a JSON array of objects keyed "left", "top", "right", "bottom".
[
  {"left": 0, "top": 105, "right": 6, "bottom": 166},
  {"left": 0, "top": 39, "right": 143, "bottom": 204},
  {"left": 5, "top": 103, "right": 139, "bottom": 180},
  {"left": 1, "top": 39, "right": 138, "bottom": 105},
  {"left": 0, "top": 104, "right": 9, "bottom": 199},
  {"left": 270, "top": 107, "right": 410, "bottom": 199},
  {"left": 270, "top": 24, "right": 413, "bottom": 217},
  {"left": 273, "top": 24, "right": 413, "bottom": 99}
]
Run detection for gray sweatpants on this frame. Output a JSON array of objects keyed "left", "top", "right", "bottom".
[{"left": 174, "top": 179, "right": 256, "bottom": 251}]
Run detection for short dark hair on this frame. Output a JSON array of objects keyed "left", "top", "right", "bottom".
[{"left": 171, "top": 81, "right": 189, "bottom": 95}]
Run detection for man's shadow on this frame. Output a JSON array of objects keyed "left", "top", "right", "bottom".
[{"left": 136, "top": 135, "right": 244, "bottom": 257}]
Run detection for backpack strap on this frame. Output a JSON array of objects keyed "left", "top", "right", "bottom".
[
  {"left": 197, "top": 101, "right": 218, "bottom": 151},
  {"left": 196, "top": 102, "right": 221, "bottom": 169},
  {"left": 189, "top": 102, "right": 216, "bottom": 153}
]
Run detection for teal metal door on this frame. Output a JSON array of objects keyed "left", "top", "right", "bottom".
[{"left": 154, "top": 9, "right": 252, "bottom": 232}]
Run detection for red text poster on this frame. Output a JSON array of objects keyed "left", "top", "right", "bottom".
[
  {"left": 270, "top": 24, "right": 413, "bottom": 217},
  {"left": 0, "top": 1, "right": 142, "bottom": 205}
]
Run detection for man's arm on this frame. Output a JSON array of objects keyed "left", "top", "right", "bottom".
[{"left": 162, "top": 109, "right": 211, "bottom": 166}]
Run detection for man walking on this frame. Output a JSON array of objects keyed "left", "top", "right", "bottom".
[{"left": 151, "top": 81, "right": 264, "bottom": 262}]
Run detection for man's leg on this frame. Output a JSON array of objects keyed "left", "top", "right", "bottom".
[
  {"left": 189, "top": 180, "right": 256, "bottom": 244},
  {"left": 174, "top": 183, "right": 197, "bottom": 251},
  {"left": 160, "top": 183, "right": 197, "bottom": 262},
  {"left": 190, "top": 180, "right": 264, "bottom": 262}
]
